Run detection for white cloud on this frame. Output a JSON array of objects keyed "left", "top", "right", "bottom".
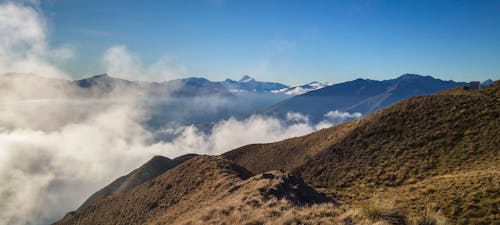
[
  {"left": 0, "top": 104, "right": 166, "bottom": 225},
  {"left": 286, "top": 112, "right": 310, "bottom": 124},
  {"left": 102, "top": 45, "right": 188, "bottom": 81},
  {"left": 0, "top": 2, "right": 73, "bottom": 78},
  {"left": 324, "top": 110, "right": 362, "bottom": 121},
  {"left": 207, "top": 115, "right": 314, "bottom": 154},
  {"left": 316, "top": 110, "right": 362, "bottom": 129},
  {"left": 158, "top": 111, "right": 363, "bottom": 157}
]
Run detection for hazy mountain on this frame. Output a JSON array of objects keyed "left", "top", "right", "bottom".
[
  {"left": 264, "top": 74, "right": 468, "bottom": 122},
  {"left": 75, "top": 74, "right": 231, "bottom": 98},
  {"left": 0, "top": 73, "right": 233, "bottom": 99},
  {"left": 0, "top": 73, "right": 74, "bottom": 99},
  {"left": 481, "top": 78, "right": 494, "bottom": 88},
  {"left": 56, "top": 82, "right": 499, "bottom": 224},
  {"left": 221, "top": 75, "right": 289, "bottom": 93},
  {"left": 0, "top": 73, "right": 289, "bottom": 134}
]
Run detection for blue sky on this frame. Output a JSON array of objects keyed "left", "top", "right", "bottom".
[{"left": 39, "top": 0, "right": 500, "bottom": 84}]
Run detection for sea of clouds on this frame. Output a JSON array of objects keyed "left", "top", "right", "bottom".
[{"left": 0, "top": 2, "right": 361, "bottom": 225}]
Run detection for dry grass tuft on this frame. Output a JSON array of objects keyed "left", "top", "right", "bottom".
[
  {"left": 411, "top": 207, "right": 447, "bottom": 225},
  {"left": 361, "top": 203, "right": 407, "bottom": 225}
]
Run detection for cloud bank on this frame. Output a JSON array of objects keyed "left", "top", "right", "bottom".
[
  {"left": 0, "top": 2, "right": 363, "bottom": 225},
  {"left": 0, "top": 95, "right": 360, "bottom": 225}
]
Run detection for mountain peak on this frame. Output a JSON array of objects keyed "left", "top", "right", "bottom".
[
  {"left": 89, "top": 73, "right": 111, "bottom": 79},
  {"left": 397, "top": 74, "right": 427, "bottom": 80},
  {"left": 482, "top": 79, "right": 494, "bottom": 87},
  {"left": 239, "top": 75, "right": 254, "bottom": 82}
]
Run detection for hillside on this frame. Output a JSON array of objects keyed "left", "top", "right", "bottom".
[
  {"left": 57, "top": 155, "right": 429, "bottom": 225},
  {"left": 264, "top": 74, "right": 467, "bottom": 122},
  {"left": 55, "top": 156, "right": 345, "bottom": 225},
  {"left": 78, "top": 154, "right": 197, "bottom": 209},
  {"left": 55, "top": 156, "right": 252, "bottom": 225},
  {"left": 225, "top": 81, "right": 500, "bottom": 224}
]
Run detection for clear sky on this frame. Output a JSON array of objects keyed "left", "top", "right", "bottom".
[{"left": 38, "top": 0, "right": 500, "bottom": 84}]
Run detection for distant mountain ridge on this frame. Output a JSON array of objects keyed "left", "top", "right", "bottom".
[
  {"left": 1, "top": 73, "right": 330, "bottom": 98},
  {"left": 75, "top": 74, "right": 231, "bottom": 98},
  {"left": 221, "top": 75, "right": 289, "bottom": 93},
  {"left": 3, "top": 72, "right": 493, "bottom": 128},
  {"left": 221, "top": 75, "right": 333, "bottom": 95},
  {"left": 264, "top": 74, "right": 471, "bottom": 122}
]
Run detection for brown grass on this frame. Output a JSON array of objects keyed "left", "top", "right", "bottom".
[
  {"left": 371, "top": 170, "right": 500, "bottom": 225},
  {"left": 411, "top": 208, "right": 447, "bottom": 225},
  {"left": 224, "top": 82, "right": 500, "bottom": 224}
]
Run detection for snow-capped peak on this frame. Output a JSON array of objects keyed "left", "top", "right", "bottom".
[
  {"left": 271, "top": 81, "right": 333, "bottom": 95},
  {"left": 238, "top": 75, "right": 254, "bottom": 83}
]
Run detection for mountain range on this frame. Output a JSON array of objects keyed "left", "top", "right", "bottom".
[
  {"left": 221, "top": 75, "right": 333, "bottom": 95},
  {"left": 74, "top": 74, "right": 327, "bottom": 97},
  {"left": 1, "top": 72, "right": 494, "bottom": 135},
  {"left": 55, "top": 81, "right": 499, "bottom": 225},
  {"left": 264, "top": 74, "right": 471, "bottom": 123}
]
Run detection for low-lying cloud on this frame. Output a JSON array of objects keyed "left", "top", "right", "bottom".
[
  {"left": 0, "top": 2, "right": 363, "bottom": 225},
  {"left": 324, "top": 110, "right": 362, "bottom": 123},
  {"left": 0, "top": 95, "right": 361, "bottom": 225},
  {"left": 156, "top": 110, "right": 360, "bottom": 157}
]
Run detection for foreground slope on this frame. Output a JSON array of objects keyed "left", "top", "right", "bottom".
[
  {"left": 55, "top": 156, "right": 348, "bottom": 225},
  {"left": 55, "top": 156, "right": 252, "bottom": 225},
  {"left": 57, "top": 155, "right": 419, "bottom": 225},
  {"left": 78, "top": 154, "right": 197, "bottom": 209},
  {"left": 226, "top": 81, "right": 500, "bottom": 224}
]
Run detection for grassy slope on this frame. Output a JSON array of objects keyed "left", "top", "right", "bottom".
[
  {"left": 78, "top": 154, "right": 197, "bottom": 209},
  {"left": 225, "top": 82, "right": 500, "bottom": 224},
  {"left": 55, "top": 156, "right": 380, "bottom": 225},
  {"left": 223, "top": 120, "right": 362, "bottom": 174},
  {"left": 55, "top": 156, "right": 253, "bottom": 225}
]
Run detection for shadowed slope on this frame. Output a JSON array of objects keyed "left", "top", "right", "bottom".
[
  {"left": 55, "top": 156, "right": 253, "bottom": 225},
  {"left": 78, "top": 154, "right": 198, "bottom": 209},
  {"left": 54, "top": 156, "right": 336, "bottom": 225}
]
